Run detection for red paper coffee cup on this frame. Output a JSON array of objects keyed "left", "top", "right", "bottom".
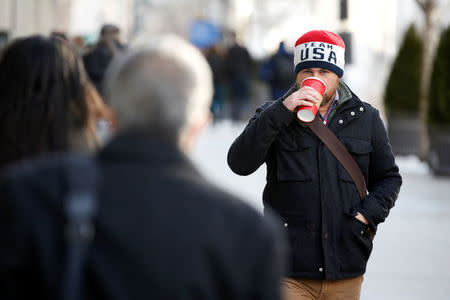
[{"left": 296, "top": 77, "right": 327, "bottom": 122}]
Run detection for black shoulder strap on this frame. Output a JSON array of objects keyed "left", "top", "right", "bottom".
[
  {"left": 305, "top": 116, "right": 367, "bottom": 199},
  {"left": 61, "top": 155, "right": 98, "bottom": 300}
]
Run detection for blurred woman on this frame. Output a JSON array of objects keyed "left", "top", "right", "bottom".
[{"left": 0, "top": 35, "right": 108, "bottom": 169}]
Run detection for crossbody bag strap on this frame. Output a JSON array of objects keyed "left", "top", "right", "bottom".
[{"left": 305, "top": 116, "right": 367, "bottom": 199}]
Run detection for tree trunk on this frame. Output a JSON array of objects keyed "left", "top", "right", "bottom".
[
  {"left": 418, "top": 11, "right": 432, "bottom": 160},
  {"left": 416, "top": 0, "right": 436, "bottom": 161}
]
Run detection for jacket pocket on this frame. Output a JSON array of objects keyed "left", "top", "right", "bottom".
[
  {"left": 279, "top": 212, "right": 322, "bottom": 273},
  {"left": 276, "top": 134, "right": 314, "bottom": 182},
  {"left": 338, "top": 137, "right": 372, "bottom": 182},
  {"left": 338, "top": 211, "right": 374, "bottom": 273}
]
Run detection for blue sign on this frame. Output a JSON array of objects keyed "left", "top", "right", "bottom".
[{"left": 189, "top": 20, "right": 221, "bottom": 49}]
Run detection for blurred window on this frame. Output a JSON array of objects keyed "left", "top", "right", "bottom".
[
  {"left": 0, "top": 31, "right": 9, "bottom": 52},
  {"left": 339, "top": 31, "right": 352, "bottom": 65},
  {"left": 340, "top": 0, "right": 348, "bottom": 20}
]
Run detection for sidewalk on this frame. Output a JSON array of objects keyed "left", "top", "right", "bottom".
[
  {"left": 191, "top": 120, "right": 450, "bottom": 300},
  {"left": 361, "top": 158, "right": 450, "bottom": 299}
]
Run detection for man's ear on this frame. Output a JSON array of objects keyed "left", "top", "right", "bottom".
[{"left": 179, "top": 111, "right": 212, "bottom": 153}]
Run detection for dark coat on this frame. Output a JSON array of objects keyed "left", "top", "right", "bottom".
[
  {"left": 83, "top": 45, "right": 112, "bottom": 95},
  {"left": 0, "top": 131, "right": 286, "bottom": 299},
  {"left": 227, "top": 82, "right": 402, "bottom": 280},
  {"left": 225, "top": 43, "right": 252, "bottom": 78}
]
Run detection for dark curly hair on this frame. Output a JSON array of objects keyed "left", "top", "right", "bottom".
[{"left": 0, "top": 35, "right": 106, "bottom": 169}]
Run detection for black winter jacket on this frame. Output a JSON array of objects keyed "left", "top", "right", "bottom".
[
  {"left": 228, "top": 82, "right": 402, "bottom": 280},
  {"left": 0, "top": 132, "right": 286, "bottom": 300}
]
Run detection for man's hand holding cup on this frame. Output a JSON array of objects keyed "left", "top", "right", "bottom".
[
  {"left": 283, "top": 77, "right": 327, "bottom": 122},
  {"left": 283, "top": 86, "right": 322, "bottom": 112}
]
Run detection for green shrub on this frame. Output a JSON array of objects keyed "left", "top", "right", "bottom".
[
  {"left": 384, "top": 24, "right": 423, "bottom": 114},
  {"left": 428, "top": 26, "right": 450, "bottom": 125}
]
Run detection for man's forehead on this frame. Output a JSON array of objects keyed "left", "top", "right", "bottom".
[{"left": 300, "top": 67, "right": 328, "bottom": 72}]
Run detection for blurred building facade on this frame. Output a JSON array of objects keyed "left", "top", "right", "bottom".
[
  {"left": 222, "top": 0, "right": 449, "bottom": 117},
  {"left": 0, "top": 0, "right": 71, "bottom": 38},
  {"left": 0, "top": 0, "right": 133, "bottom": 42},
  {"left": 1, "top": 0, "right": 449, "bottom": 115},
  {"left": 106, "top": 0, "right": 450, "bottom": 118}
]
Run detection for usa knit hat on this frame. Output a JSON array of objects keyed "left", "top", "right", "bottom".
[{"left": 294, "top": 30, "right": 345, "bottom": 77}]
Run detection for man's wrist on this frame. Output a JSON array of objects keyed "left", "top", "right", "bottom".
[
  {"left": 267, "top": 100, "right": 296, "bottom": 127},
  {"left": 355, "top": 212, "right": 369, "bottom": 225}
]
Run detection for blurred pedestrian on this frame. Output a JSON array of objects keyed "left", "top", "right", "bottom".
[
  {"left": 83, "top": 24, "right": 126, "bottom": 97},
  {"left": 205, "top": 43, "right": 227, "bottom": 121},
  {"left": 50, "top": 30, "right": 68, "bottom": 41},
  {"left": 72, "top": 35, "right": 87, "bottom": 54},
  {"left": 0, "top": 35, "right": 107, "bottom": 170},
  {"left": 225, "top": 32, "right": 252, "bottom": 121},
  {"left": 228, "top": 30, "right": 402, "bottom": 300},
  {"left": 260, "top": 41, "right": 295, "bottom": 100},
  {"left": 0, "top": 34, "right": 286, "bottom": 300}
]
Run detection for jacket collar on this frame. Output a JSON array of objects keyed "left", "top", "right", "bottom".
[
  {"left": 327, "top": 81, "right": 354, "bottom": 121},
  {"left": 97, "top": 129, "right": 194, "bottom": 170},
  {"left": 327, "top": 83, "right": 368, "bottom": 131},
  {"left": 336, "top": 81, "right": 353, "bottom": 104}
]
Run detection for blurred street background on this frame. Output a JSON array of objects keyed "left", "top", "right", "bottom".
[
  {"left": 1, "top": 0, "right": 449, "bottom": 119},
  {"left": 1, "top": 0, "right": 450, "bottom": 299}
]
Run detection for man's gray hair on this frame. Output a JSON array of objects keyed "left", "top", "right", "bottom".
[{"left": 104, "top": 34, "right": 213, "bottom": 139}]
